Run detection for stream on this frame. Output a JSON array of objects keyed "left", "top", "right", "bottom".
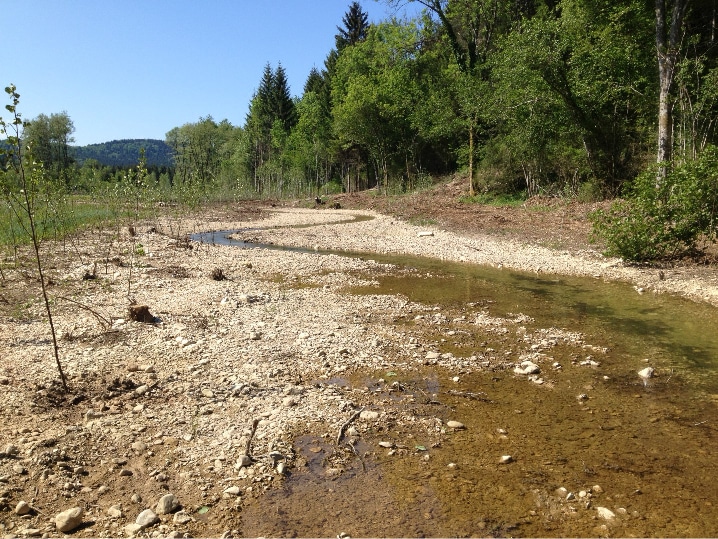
[{"left": 193, "top": 224, "right": 718, "bottom": 537}]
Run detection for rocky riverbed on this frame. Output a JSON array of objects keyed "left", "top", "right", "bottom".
[{"left": 1, "top": 205, "right": 717, "bottom": 537}]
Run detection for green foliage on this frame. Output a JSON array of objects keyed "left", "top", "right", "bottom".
[
  {"left": 1, "top": 84, "right": 68, "bottom": 390},
  {"left": 73, "top": 139, "right": 173, "bottom": 167},
  {"left": 22, "top": 111, "right": 75, "bottom": 180},
  {"left": 336, "top": 1, "right": 370, "bottom": 51},
  {"left": 591, "top": 146, "right": 718, "bottom": 261}
]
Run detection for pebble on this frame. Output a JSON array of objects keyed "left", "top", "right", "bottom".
[
  {"left": 201, "top": 388, "right": 214, "bottom": 398},
  {"left": 223, "top": 486, "right": 241, "bottom": 496},
  {"left": 119, "top": 468, "right": 133, "bottom": 476},
  {"left": 2, "top": 444, "right": 19, "bottom": 457},
  {"left": 378, "top": 441, "right": 394, "bottom": 448},
  {"left": 360, "top": 410, "right": 379, "bottom": 420},
  {"left": 15, "top": 500, "right": 31, "bottom": 515},
  {"left": 446, "top": 420, "right": 465, "bottom": 429},
  {"left": 124, "top": 523, "right": 145, "bottom": 536},
  {"left": 514, "top": 361, "right": 540, "bottom": 375},
  {"left": 132, "top": 441, "right": 148, "bottom": 452},
  {"left": 107, "top": 504, "right": 123, "bottom": 518},
  {"left": 131, "top": 493, "right": 143, "bottom": 503},
  {"left": 135, "top": 385, "right": 149, "bottom": 395},
  {"left": 135, "top": 508, "right": 160, "bottom": 528},
  {"left": 173, "top": 511, "right": 193, "bottom": 525},
  {"left": 276, "top": 462, "right": 287, "bottom": 474},
  {"left": 55, "top": 507, "right": 84, "bottom": 533},
  {"left": 235, "top": 454, "right": 252, "bottom": 469},
  {"left": 596, "top": 506, "right": 616, "bottom": 520},
  {"left": 638, "top": 367, "right": 655, "bottom": 380},
  {"left": 156, "top": 493, "right": 180, "bottom": 514},
  {"left": 282, "top": 396, "right": 297, "bottom": 407},
  {"left": 499, "top": 455, "right": 513, "bottom": 464}
]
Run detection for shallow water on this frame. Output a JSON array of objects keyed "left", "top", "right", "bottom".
[
  {"left": 195, "top": 227, "right": 718, "bottom": 536},
  {"left": 349, "top": 253, "right": 718, "bottom": 395}
]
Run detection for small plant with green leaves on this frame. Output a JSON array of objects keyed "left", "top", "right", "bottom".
[
  {"left": 0, "top": 84, "right": 68, "bottom": 391},
  {"left": 591, "top": 147, "right": 718, "bottom": 262}
]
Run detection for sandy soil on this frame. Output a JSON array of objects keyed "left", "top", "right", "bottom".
[{"left": 1, "top": 188, "right": 717, "bottom": 538}]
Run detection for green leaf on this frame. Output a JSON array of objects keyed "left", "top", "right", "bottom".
[
  {"left": 415, "top": 445, "right": 427, "bottom": 451},
  {"left": 197, "top": 506, "right": 210, "bottom": 514},
  {"left": 386, "top": 371, "right": 397, "bottom": 377}
]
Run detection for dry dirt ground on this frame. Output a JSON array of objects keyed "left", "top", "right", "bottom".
[{"left": 1, "top": 179, "right": 717, "bottom": 538}]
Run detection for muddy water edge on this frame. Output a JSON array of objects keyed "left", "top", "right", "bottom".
[{"left": 229, "top": 244, "right": 718, "bottom": 537}]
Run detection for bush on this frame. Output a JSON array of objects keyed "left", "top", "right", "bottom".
[{"left": 591, "top": 147, "right": 718, "bottom": 262}]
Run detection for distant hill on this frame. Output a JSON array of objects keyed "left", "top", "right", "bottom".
[{"left": 72, "top": 139, "right": 174, "bottom": 167}]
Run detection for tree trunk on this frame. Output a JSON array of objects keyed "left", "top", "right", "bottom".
[
  {"left": 468, "top": 124, "right": 475, "bottom": 197},
  {"left": 655, "top": 0, "right": 688, "bottom": 179}
]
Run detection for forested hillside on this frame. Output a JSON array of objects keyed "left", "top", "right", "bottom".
[{"left": 72, "top": 139, "right": 173, "bottom": 167}]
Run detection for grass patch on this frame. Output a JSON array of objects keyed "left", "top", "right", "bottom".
[
  {"left": 408, "top": 216, "right": 438, "bottom": 227},
  {"left": 0, "top": 194, "right": 160, "bottom": 249}
]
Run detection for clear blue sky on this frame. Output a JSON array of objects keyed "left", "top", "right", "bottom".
[{"left": 5, "top": 1, "right": 422, "bottom": 146}]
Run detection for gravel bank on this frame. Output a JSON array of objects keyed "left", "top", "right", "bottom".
[
  {"left": 0, "top": 205, "right": 716, "bottom": 537},
  {"left": 228, "top": 207, "right": 718, "bottom": 306}
]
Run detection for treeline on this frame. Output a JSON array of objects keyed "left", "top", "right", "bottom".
[
  {"left": 5, "top": 111, "right": 176, "bottom": 195},
  {"left": 9, "top": 1, "right": 718, "bottom": 205},
  {"left": 164, "top": 0, "right": 718, "bottom": 201},
  {"left": 73, "top": 139, "right": 174, "bottom": 167}
]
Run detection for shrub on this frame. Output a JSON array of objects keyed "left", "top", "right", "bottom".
[{"left": 591, "top": 147, "right": 718, "bottom": 262}]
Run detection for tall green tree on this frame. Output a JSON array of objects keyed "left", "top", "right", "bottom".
[
  {"left": 166, "top": 116, "right": 235, "bottom": 188},
  {"left": 23, "top": 111, "right": 75, "bottom": 182},
  {"left": 333, "top": 22, "right": 423, "bottom": 192},
  {"left": 336, "top": 1, "right": 371, "bottom": 51},
  {"left": 492, "top": 0, "right": 655, "bottom": 194},
  {"left": 389, "top": 0, "right": 517, "bottom": 195},
  {"left": 243, "top": 63, "right": 298, "bottom": 194}
]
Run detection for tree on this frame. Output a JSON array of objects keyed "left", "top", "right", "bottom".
[
  {"left": 242, "top": 63, "right": 298, "bottom": 195},
  {"left": 22, "top": 111, "right": 75, "bottom": 181},
  {"left": 333, "top": 22, "right": 422, "bottom": 192},
  {"left": 0, "top": 85, "right": 69, "bottom": 391},
  {"left": 272, "top": 64, "right": 297, "bottom": 132},
  {"left": 336, "top": 1, "right": 370, "bottom": 51},
  {"left": 655, "top": 0, "right": 689, "bottom": 176},
  {"left": 491, "top": 0, "right": 655, "bottom": 195},
  {"left": 388, "top": 0, "right": 516, "bottom": 195},
  {"left": 166, "top": 116, "right": 235, "bottom": 188}
]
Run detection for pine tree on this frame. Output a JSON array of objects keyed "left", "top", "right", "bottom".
[
  {"left": 304, "top": 67, "right": 324, "bottom": 95},
  {"left": 336, "top": 2, "right": 370, "bottom": 51},
  {"left": 272, "top": 63, "right": 297, "bottom": 132}
]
